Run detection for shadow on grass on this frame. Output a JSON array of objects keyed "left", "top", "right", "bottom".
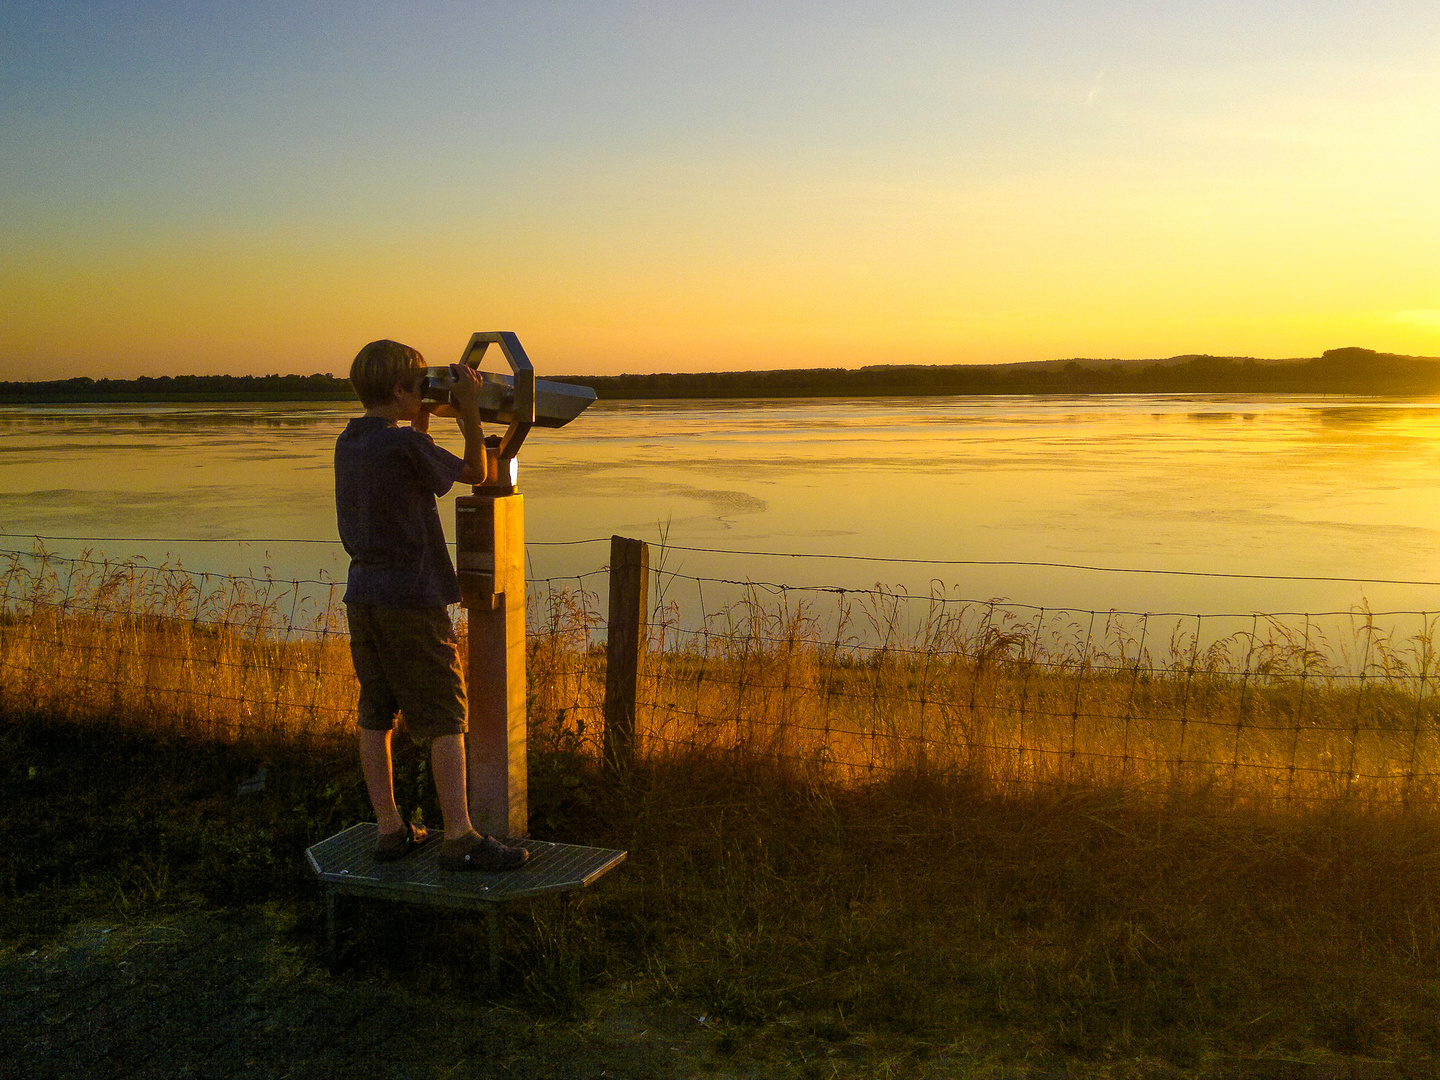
[{"left": 5, "top": 711, "right": 1440, "bottom": 1076}]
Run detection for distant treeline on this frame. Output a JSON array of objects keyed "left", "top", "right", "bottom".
[
  {"left": 5, "top": 347, "right": 1440, "bottom": 403},
  {"left": 0, "top": 372, "right": 356, "bottom": 403},
  {"left": 553, "top": 348, "right": 1440, "bottom": 400}
]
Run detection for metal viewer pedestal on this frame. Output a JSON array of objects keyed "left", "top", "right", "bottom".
[{"left": 456, "top": 489, "right": 528, "bottom": 838}]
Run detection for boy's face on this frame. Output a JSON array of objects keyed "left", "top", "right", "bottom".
[{"left": 392, "top": 368, "right": 426, "bottom": 421}]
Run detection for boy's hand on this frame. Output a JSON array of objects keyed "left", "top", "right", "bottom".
[
  {"left": 446, "top": 364, "right": 482, "bottom": 417},
  {"left": 449, "top": 364, "right": 489, "bottom": 486}
]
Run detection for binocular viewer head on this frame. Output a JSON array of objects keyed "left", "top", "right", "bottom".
[
  {"left": 422, "top": 332, "right": 596, "bottom": 488},
  {"left": 420, "top": 366, "right": 594, "bottom": 430}
]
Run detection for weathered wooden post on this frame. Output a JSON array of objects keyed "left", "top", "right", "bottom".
[
  {"left": 604, "top": 535, "right": 649, "bottom": 770},
  {"left": 448, "top": 332, "right": 595, "bottom": 837}
]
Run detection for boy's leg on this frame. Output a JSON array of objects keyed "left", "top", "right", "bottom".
[
  {"left": 349, "top": 602, "right": 408, "bottom": 838},
  {"left": 359, "top": 728, "right": 406, "bottom": 836},
  {"left": 371, "top": 606, "right": 478, "bottom": 842},
  {"left": 372, "top": 606, "right": 525, "bottom": 870},
  {"left": 430, "top": 733, "right": 529, "bottom": 871},
  {"left": 430, "top": 733, "right": 477, "bottom": 841}
]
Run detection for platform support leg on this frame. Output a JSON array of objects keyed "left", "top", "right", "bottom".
[{"left": 325, "top": 889, "right": 339, "bottom": 971}]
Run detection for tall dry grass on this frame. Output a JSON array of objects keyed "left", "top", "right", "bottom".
[
  {"left": 0, "top": 549, "right": 356, "bottom": 743},
  {"left": 530, "top": 581, "right": 1440, "bottom": 810},
  {"left": 6, "top": 546, "right": 1440, "bottom": 810}
]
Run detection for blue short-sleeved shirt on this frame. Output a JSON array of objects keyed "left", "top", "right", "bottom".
[{"left": 335, "top": 416, "right": 465, "bottom": 607}]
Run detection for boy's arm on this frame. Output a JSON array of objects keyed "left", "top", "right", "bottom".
[{"left": 448, "top": 366, "right": 488, "bottom": 486}]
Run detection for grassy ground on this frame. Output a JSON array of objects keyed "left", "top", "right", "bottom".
[{"left": 5, "top": 713, "right": 1440, "bottom": 1078}]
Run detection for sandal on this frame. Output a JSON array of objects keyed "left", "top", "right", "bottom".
[
  {"left": 438, "top": 833, "right": 529, "bottom": 872},
  {"left": 373, "top": 821, "right": 430, "bottom": 861}
]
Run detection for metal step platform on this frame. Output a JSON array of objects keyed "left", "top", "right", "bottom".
[{"left": 306, "top": 823, "right": 627, "bottom": 975}]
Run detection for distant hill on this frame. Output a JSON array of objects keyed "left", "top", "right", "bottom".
[
  {"left": 3, "top": 347, "right": 1439, "bottom": 402},
  {"left": 553, "top": 347, "right": 1440, "bottom": 400}
]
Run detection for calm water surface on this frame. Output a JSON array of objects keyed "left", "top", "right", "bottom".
[{"left": 4, "top": 394, "right": 1440, "bottom": 617}]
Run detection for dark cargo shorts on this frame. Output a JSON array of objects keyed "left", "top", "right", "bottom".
[{"left": 346, "top": 603, "right": 467, "bottom": 741}]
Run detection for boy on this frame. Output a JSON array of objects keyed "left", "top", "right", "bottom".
[{"left": 335, "top": 339, "right": 528, "bottom": 872}]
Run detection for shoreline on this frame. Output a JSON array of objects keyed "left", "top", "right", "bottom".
[{"left": 6, "top": 346, "right": 1440, "bottom": 404}]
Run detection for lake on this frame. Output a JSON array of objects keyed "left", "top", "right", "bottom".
[{"left": 4, "top": 394, "right": 1440, "bottom": 622}]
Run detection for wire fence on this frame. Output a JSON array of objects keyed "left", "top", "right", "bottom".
[
  {"left": 4, "top": 541, "right": 1440, "bottom": 809},
  {"left": 0, "top": 547, "right": 354, "bottom": 744},
  {"left": 536, "top": 568, "right": 1440, "bottom": 810}
]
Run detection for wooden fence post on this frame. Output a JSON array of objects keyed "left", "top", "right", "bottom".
[{"left": 604, "top": 535, "right": 649, "bottom": 769}]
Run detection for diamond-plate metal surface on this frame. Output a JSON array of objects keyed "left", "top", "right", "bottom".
[{"left": 306, "top": 823, "right": 626, "bottom": 909}]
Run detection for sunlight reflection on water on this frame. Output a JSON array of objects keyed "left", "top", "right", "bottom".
[{"left": 4, "top": 394, "right": 1440, "bottom": 617}]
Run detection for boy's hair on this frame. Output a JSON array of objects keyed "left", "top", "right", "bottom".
[{"left": 351, "top": 339, "right": 425, "bottom": 408}]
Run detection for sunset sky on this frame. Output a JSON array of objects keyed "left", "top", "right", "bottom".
[{"left": 3, "top": 1, "right": 1439, "bottom": 380}]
